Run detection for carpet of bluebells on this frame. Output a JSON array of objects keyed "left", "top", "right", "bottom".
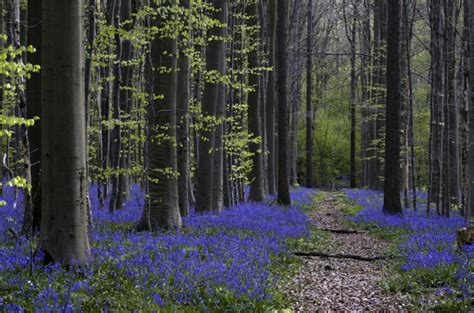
[
  {"left": 0, "top": 185, "right": 315, "bottom": 312},
  {"left": 345, "top": 189, "right": 473, "bottom": 305}
]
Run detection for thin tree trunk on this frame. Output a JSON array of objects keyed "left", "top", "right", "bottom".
[
  {"left": 248, "top": 0, "right": 265, "bottom": 202},
  {"left": 344, "top": 1, "right": 357, "bottom": 189},
  {"left": 428, "top": 0, "right": 442, "bottom": 215},
  {"left": 108, "top": 0, "right": 123, "bottom": 213},
  {"left": 277, "top": 0, "right": 291, "bottom": 205},
  {"left": 360, "top": 0, "right": 371, "bottom": 188},
  {"left": 305, "top": 0, "right": 313, "bottom": 188},
  {"left": 26, "top": 0, "right": 42, "bottom": 230},
  {"left": 118, "top": 0, "right": 133, "bottom": 203},
  {"left": 266, "top": 0, "right": 277, "bottom": 195},
  {"left": 383, "top": 0, "right": 402, "bottom": 215},
  {"left": 212, "top": 75, "right": 226, "bottom": 212},
  {"left": 403, "top": 0, "right": 418, "bottom": 211},
  {"left": 445, "top": 0, "right": 460, "bottom": 214},
  {"left": 468, "top": 0, "right": 474, "bottom": 218},
  {"left": 177, "top": 0, "right": 191, "bottom": 217}
]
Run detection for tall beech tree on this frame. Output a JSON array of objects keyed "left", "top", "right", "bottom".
[
  {"left": 40, "top": 0, "right": 91, "bottom": 263},
  {"left": 211, "top": 2, "right": 228, "bottom": 213},
  {"left": 139, "top": 0, "right": 181, "bottom": 230},
  {"left": 196, "top": 0, "right": 227, "bottom": 213},
  {"left": 277, "top": 0, "right": 291, "bottom": 205},
  {"left": 288, "top": 0, "right": 303, "bottom": 187},
  {"left": 443, "top": 0, "right": 459, "bottom": 216},
  {"left": 266, "top": 0, "right": 277, "bottom": 195},
  {"left": 383, "top": 0, "right": 402, "bottom": 215},
  {"left": 343, "top": 0, "right": 357, "bottom": 189},
  {"left": 368, "top": 0, "right": 387, "bottom": 191},
  {"left": 248, "top": 0, "right": 265, "bottom": 202},
  {"left": 468, "top": 0, "right": 474, "bottom": 218},
  {"left": 177, "top": 0, "right": 191, "bottom": 217},
  {"left": 428, "top": 0, "right": 442, "bottom": 214},
  {"left": 305, "top": 0, "right": 313, "bottom": 188}
]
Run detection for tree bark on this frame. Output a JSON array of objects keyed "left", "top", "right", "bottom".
[
  {"left": 26, "top": 0, "right": 42, "bottom": 231},
  {"left": 277, "top": 0, "right": 291, "bottom": 205},
  {"left": 118, "top": 0, "right": 133, "bottom": 203},
  {"left": 139, "top": 0, "right": 181, "bottom": 229},
  {"left": 248, "top": 0, "right": 265, "bottom": 202},
  {"left": 428, "top": 0, "right": 442, "bottom": 214},
  {"left": 444, "top": 0, "right": 460, "bottom": 215},
  {"left": 108, "top": 0, "right": 123, "bottom": 213},
  {"left": 40, "top": 0, "right": 91, "bottom": 263},
  {"left": 468, "top": 0, "right": 474, "bottom": 218},
  {"left": 196, "top": 0, "right": 227, "bottom": 212},
  {"left": 343, "top": 0, "right": 357, "bottom": 189},
  {"left": 383, "top": 0, "right": 402, "bottom": 215},
  {"left": 266, "top": 0, "right": 277, "bottom": 195},
  {"left": 305, "top": 0, "right": 313, "bottom": 188},
  {"left": 371, "top": 0, "right": 387, "bottom": 191},
  {"left": 177, "top": 0, "right": 191, "bottom": 217}
]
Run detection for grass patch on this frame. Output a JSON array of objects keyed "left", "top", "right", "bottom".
[
  {"left": 341, "top": 204, "right": 364, "bottom": 216},
  {"left": 289, "top": 227, "right": 331, "bottom": 253}
]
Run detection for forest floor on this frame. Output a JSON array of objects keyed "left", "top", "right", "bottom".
[
  {"left": 282, "top": 191, "right": 411, "bottom": 312},
  {"left": 0, "top": 187, "right": 471, "bottom": 311}
]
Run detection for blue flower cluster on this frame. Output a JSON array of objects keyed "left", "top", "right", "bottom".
[
  {"left": 345, "top": 189, "right": 473, "bottom": 299},
  {"left": 0, "top": 185, "right": 314, "bottom": 312}
]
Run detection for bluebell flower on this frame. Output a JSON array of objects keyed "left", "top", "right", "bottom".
[{"left": 345, "top": 189, "right": 472, "bottom": 300}]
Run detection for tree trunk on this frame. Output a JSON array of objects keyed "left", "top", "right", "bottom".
[
  {"left": 177, "top": 0, "right": 191, "bottom": 217},
  {"left": 248, "top": 0, "right": 265, "bottom": 202},
  {"left": 85, "top": 0, "right": 95, "bottom": 124},
  {"left": 26, "top": 0, "right": 42, "bottom": 230},
  {"left": 360, "top": 0, "right": 371, "bottom": 188},
  {"left": 445, "top": 0, "right": 460, "bottom": 215},
  {"left": 196, "top": 0, "right": 227, "bottom": 213},
  {"left": 118, "top": 0, "right": 133, "bottom": 203},
  {"left": 212, "top": 72, "right": 226, "bottom": 213},
  {"left": 277, "top": 0, "right": 291, "bottom": 205},
  {"left": 383, "top": 0, "right": 402, "bottom": 215},
  {"left": 403, "top": 0, "right": 418, "bottom": 211},
  {"left": 468, "top": 0, "right": 474, "bottom": 218},
  {"left": 40, "top": 0, "right": 91, "bottom": 263},
  {"left": 346, "top": 1, "right": 357, "bottom": 189},
  {"left": 428, "top": 0, "right": 442, "bottom": 214},
  {"left": 139, "top": 0, "right": 181, "bottom": 230},
  {"left": 266, "top": 0, "right": 277, "bottom": 195},
  {"left": 371, "top": 0, "right": 387, "bottom": 191},
  {"left": 108, "top": 0, "right": 123, "bottom": 213},
  {"left": 305, "top": 0, "right": 313, "bottom": 188}
]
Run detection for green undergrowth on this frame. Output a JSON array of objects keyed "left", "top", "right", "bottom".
[{"left": 289, "top": 227, "right": 330, "bottom": 253}]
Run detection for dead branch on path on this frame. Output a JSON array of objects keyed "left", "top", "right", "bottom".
[
  {"left": 294, "top": 251, "right": 387, "bottom": 262},
  {"left": 318, "top": 228, "right": 363, "bottom": 234}
]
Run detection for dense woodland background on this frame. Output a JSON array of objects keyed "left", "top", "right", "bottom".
[
  {"left": 0, "top": 0, "right": 473, "bottom": 311},
  {"left": 0, "top": 0, "right": 473, "bottom": 264}
]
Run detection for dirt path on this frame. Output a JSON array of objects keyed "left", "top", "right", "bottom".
[{"left": 283, "top": 192, "right": 410, "bottom": 312}]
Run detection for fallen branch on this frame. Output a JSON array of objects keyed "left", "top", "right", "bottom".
[
  {"left": 294, "top": 251, "right": 386, "bottom": 262},
  {"left": 318, "top": 228, "right": 362, "bottom": 234}
]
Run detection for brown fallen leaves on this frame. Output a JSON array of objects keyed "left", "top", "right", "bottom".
[{"left": 280, "top": 193, "right": 410, "bottom": 312}]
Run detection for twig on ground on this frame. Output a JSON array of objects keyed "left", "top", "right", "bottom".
[
  {"left": 318, "top": 228, "right": 362, "bottom": 234},
  {"left": 294, "top": 251, "right": 387, "bottom": 262}
]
